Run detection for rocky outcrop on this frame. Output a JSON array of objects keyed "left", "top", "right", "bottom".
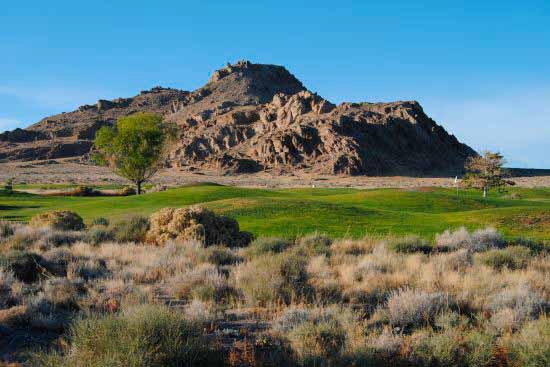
[{"left": 0, "top": 61, "right": 476, "bottom": 175}]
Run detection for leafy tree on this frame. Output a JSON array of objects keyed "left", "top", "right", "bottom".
[
  {"left": 462, "top": 151, "right": 514, "bottom": 198},
  {"left": 93, "top": 112, "right": 175, "bottom": 194}
]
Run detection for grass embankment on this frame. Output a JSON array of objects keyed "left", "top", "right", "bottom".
[{"left": 1, "top": 183, "right": 549, "bottom": 240}]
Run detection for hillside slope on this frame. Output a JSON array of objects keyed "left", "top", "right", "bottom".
[{"left": 0, "top": 60, "right": 476, "bottom": 175}]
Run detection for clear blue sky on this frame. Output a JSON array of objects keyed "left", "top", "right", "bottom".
[{"left": 1, "top": 0, "right": 549, "bottom": 168}]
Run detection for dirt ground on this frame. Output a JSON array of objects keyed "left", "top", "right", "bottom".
[{"left": 1, "top": 160, "right": 549, "bottom": 189}]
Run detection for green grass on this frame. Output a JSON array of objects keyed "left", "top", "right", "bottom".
[{"left": 1, "top": 183, "right": 549, "bottom": 240}]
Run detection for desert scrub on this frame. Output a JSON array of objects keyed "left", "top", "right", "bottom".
[
  {"left": 234, "top": 252, "right": 313, "bottom": 305},
  {"left": 111, "top": 215, "right": 150, "bottom": 243},
  {"left": 34, "top": 304, "right": 214, "bottom": 367},
  {"left": 85, "top": 226, "right": 115, "bottom": 245},
  {"left": 386, "top": 288, "right": 452, "bottom": 330},
  {"left": 29, "top": 210, "right": 85, "bottom": 231},
  {"left": 90, "top": 217, "right": 109, "bottom": 226},
  {"left": 287, "top": 319, "right": 347, "bottom": 363},
  {"left": 295, "top": 232, "right": 332, "bottom": 256},
  {"left": 0, "top": 220, "right": 15, "bottom": 239},
  {"left": 435, "top": 226, "right": 504, "bottom": 252},
  {"left": 244, "top": 237, "right": 291, "bottom": 257},
  {"left": 386, "top": 235, "right": 432, "bottom": 254},
  {"left": 506, "top": 317, "right": 550, "bottom": 367},
  {"left": 478, "top": 246, "right": 532, "bottom": 270}
]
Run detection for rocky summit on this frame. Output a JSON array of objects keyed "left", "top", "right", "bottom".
[{"left": 0, "top": 60, "right": 476, "bottom": 175}]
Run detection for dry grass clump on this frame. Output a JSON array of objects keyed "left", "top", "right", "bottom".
[
  {"left": 146, "top": 206, "right": 252, "bottom": 247},
  {"left": 29, "top": 211, "right": 85, "bottom": 231}
]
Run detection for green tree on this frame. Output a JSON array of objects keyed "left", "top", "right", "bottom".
[
  {"left": 93, "top": 112, "right": 175, "bottom": 194},
  {"left": 462, "top": 151, "right": 514, "bottom": 198}
]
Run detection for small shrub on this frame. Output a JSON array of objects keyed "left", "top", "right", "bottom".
[
  {"left": 470, "top": 227, "right": 505, "bottom": 251},
  {"left": 34, "top": 304, "right": 212, "bottom": 366},
  {"left": 85, "top": 227, "right": 115, "bottom": 245},
  {"left": 234, "top": 253, "right": 313, "bottom": 305},
  {"left": 112, "top": 215, "right": 150, "bottom": 243},
  {"left": 435, "top": 227, "right": 471, "bottom": 252},
  {"left": 245, "top": 237, "right": 291, "bottom": 256},
  {"left": 0, "top": 220, "right": 15, "bottom": 239},
  {"left": 0, "top": 251, "right": 45, "bottom": 283},
  {"left": 40, "top": 230, "right": 82, "bottom": 248},
  {"left": 29, "top": 211, "right": 85, "bottom": 231},
  {"left": 91, "top": 217, "right": 109, "bottom": 226},
  {"left": 508, "top": 317, "right": 550, "bottom": 367},
  {"left": 295, "top": 232, "right": 332, "bottom": 256},
  {"left": 70, "top": 185, "right": 98, "bottom": 196},
  {"left": 234, "top": 256, "right": 283, "bottom": 306},
  {"left": 67, "top": 259, "right": 107, "bottom": 281},
  {"left": 288, "top": 319, "right": 346, "bottom": 361},
  {"left": 386, "top": 288, "right": 451, "bottom": 329},
  {"left": 435, "top": 226, "right": 504, "bottom": 252},
  {"left": 279, "top": 254, "right": 313, "bottom": 303},
  {"left": 411, "top": 329, "right": 463, "bottom": 366},
  {"left": 387, "top": 235, "right": 432, "bottom": 254},
  {"left": 118, "top": 186, "right": 136, "bottom": 196},
  {"left": 479, "top": 246, "right": 531, "bottom": 270},
  {"left": 205, "top": 246, "right": 241, "bottom": 266},
  {"left": 41, "top": 277, "right": 79, "bottom": 310},
  {"left": 488, "top": 283, "right": 546, "bottom": 330},
  {"left": 273, "top": 307, "right": 311, "bottom": 333}
]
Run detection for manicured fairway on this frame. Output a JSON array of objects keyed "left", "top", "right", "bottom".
[{"left": 1, "top": 183, "right": 549, "bottom": 240}]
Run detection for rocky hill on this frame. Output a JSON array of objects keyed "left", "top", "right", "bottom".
[{"left": 0, "top": 60, "right": 476, "bottom": 175}]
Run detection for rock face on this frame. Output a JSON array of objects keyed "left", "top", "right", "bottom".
[{"left": 0, "top": 60, "right": 476, "bottom": 175}]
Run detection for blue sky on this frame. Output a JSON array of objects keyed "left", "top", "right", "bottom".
[{"left": 1, "top": 0, "right": 549, "bottom": 167}]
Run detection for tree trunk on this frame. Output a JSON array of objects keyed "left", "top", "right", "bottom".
[{"left": 137, "top": 182, "right": 142, "bottom": 195}]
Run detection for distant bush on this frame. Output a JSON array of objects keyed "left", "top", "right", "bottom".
[
  {"left": 204, "top": 246, "right": 241, "bottom": 266},
  {"left": 86, "top": 227, "right": 114, "bottom": 245},
  {"left": 386, "top": 235, "right": 432, "bottom": 254},
  {"left": 91, "top": 217, "right": 109, "bottom": 226},
  {"left": 0, "top": 220, "right": 15, "bottom": 239},
  {"left": 387, "top": 288, "right": 451, "bottom": 329},
  {"left": 478, "top": 246, "right": 531, "bottom": 270},
  {"left": 435, "top": 226, "right": 505, "bottom": 252},
  {"left": 70, "top": 185, "right": 98, "bottom": 196},
  {"left": 112, "top": 216, "right": 150, "bottom": 243},
  {"left": 245, "top": 237, "right": 291, "bottom": 256},
  {"left": 118, "top": 186, "right": 136, "bottom": 196},
  {"left": 29, "top": 211, "right": 85, "bottom": 231},
  {"left": 34, "top": 304, "right": 213, "bottom": 366},
  {"left": 295, "top": 232, "right": 332, "bottom": 256}
]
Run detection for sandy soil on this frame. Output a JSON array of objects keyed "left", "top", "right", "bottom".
[{"left": 1, "top": 160, "right": 549, "bottom": 189}]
